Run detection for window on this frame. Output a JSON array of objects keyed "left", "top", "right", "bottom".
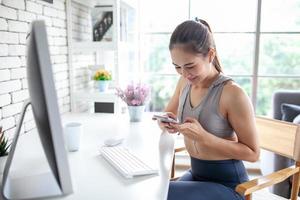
[
  {"left": 140, "top": 0, "right": 300, "bottom": 115},
  {"left": 257, "top": 0, "right": 300, "bottom": 115},
  {"left": 140, "top": 0, "right": 189, "bottom": 111}
]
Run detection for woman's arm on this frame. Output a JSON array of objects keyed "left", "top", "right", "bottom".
[
  {"left": 157, "top": 76, "right": 186, "bottom": 131},
  {"left": 163, "top": 76, "right": 186, "bottom": 115},
  {"left": 214, "top": 83, "right": 260, "bottom": 162}
]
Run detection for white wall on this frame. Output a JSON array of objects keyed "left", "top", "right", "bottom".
[{"left": 0, "top": 0, "right": 94, "bottom": 139}]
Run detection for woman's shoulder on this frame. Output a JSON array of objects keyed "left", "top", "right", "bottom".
[
  {"left": 177, "top": 76, "right": 189, "bottom": 92},
  {"left": 178, "top": 76, "right": 187, "bottom": 86},
  {"left": 222, "top": 81, "right": 248, "bottom": 103}
]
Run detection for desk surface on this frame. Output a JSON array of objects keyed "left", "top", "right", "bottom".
[{"left": 10, "top": 113, "right": 175, "bottom": 200}]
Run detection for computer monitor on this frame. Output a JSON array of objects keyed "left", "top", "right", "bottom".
[{"left": 1, "top": 20, "right": 73, "bottom": 199}]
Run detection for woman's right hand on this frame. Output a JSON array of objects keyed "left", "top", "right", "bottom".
[{"left": 156, "top": 112, "right": 178, "bottom": 133}]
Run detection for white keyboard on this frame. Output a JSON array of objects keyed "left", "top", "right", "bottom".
[{"left": 100, "top": 146, "right": 158, "bottom": 178}]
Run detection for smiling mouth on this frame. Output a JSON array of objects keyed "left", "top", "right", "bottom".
[{"left": 187, "top": 77, "right": 196, "bottom": 81}]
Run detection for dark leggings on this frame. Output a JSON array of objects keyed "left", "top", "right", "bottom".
[{"left": 167, "top": 157, "right": 249, "bottom": 200}]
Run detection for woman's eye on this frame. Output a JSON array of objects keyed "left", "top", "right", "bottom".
[
  {"left": 186, "top": 66, "right": 194, "bottom": 70},
  {"left": 175, "top": 67, "right": 181, "bottom": 70}
]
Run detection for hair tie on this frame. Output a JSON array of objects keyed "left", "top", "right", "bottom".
[{"left": 194, "top": 17, "right": 212, "bottom": 33}]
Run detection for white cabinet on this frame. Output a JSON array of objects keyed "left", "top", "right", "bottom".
[{"left": 66, "top": 0, "right": 138, "bottom": 113}]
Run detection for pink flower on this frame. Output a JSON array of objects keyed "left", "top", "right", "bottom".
[{"left": 115, "top": 83, "right": 150, "bottom": 106}]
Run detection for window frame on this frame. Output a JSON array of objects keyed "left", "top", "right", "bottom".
[{"left": 139, "top": 0, "right": 300, "bottom": 114}]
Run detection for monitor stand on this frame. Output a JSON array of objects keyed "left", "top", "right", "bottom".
[{"left": 1, "top": 100, "right": 62, "bottom": 200}]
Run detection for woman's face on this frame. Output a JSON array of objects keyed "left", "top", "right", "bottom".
[{"left": 170, "top": 47, "right": 212, "bottom": 84}]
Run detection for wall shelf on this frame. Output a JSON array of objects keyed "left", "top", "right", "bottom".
[
  {"left": 72, "top": 41, "right": 115, "bottom": 53},
  {"left": 67, "top": 0, "right": 138, "bottom": 113}
]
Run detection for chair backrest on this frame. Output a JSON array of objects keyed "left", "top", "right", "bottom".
[{"left": 256, "top": 116, "right": 300, "bottom": 162}]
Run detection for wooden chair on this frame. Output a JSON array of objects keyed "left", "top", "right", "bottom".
[
  {"left": 171, "top": 116, "right": 300, "bottom": 199},
  {"left": 236, "top": 116, "right": 300, "bottom": 200},
  {"left": 171, "top": 145, "right": 186, "bottom": 179}
]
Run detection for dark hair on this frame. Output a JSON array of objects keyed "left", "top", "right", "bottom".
[{"left": 169, "top": 19, "right": 222, "bottom": 73}]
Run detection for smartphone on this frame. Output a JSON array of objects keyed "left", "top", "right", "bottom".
[{"left": 152, "top": 114, "right": 179, "bottom": 124}]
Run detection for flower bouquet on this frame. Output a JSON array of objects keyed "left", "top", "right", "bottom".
[
  {"left": 93, "top": 69, "right": 112, "bottom": 92},
  {"left": 116, "top": 83, "right": 150, "bottom": 122}
]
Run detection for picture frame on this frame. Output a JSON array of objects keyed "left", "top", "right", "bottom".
[{"left": 91, "top": 6, "right": 113, "bottom": 42}]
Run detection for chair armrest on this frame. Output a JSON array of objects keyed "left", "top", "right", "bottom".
[
  {"left": 236, "top": 166, "right": 300, "bottom": 196},
  {"left": 174, "top": 146, "right": 186, "bottom": 153}
]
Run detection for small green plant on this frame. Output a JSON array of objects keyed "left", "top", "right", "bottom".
[
  {"left": 0, "top": 126, "right": 10, "bottom": 157},
  {"left": 93, "top": 69, "right": 112, "bottom": 81}
]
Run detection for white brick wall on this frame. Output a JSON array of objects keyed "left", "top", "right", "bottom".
[
  {"left": 0, "top": 18, "right": 8, "bottom": 30},
  {"left": 0, "top": 116, "right": 15, "bottom": 130},
  {"left": 0, "top": 44, "right": 8, "bottom": 56},
  {"left": 0, "top": 80, "right": 22, "bottom": 95},
  {"left": 52, "top": 18, "right": 66, "bottom": 28},
  {"left": 8, "top": 20, "right": 28, "bottom": 33},
  {"left": 19, "top": 33, "right": 27, "bottom": 44},
  {"left": 37, "top": 15, "right": 52, "bottom": 26},
  {"left": 21, "top": 79, "right": 27, "bottom": 89},
  {"left": 8, "top": 45, "right": 26, "bottom": 56},
  {"left": 44, "top": 6, "right": 58, "bottom": 18},
  {"left": 24, "top": 119, "right": 35, "bottom": 132},
  {"left": 11, "top": 68, "right": 26, "bottom": 79},
  {"left": 12, "top": 89, "right": 29, "bottom": 103},
  {"left": 18, "top": 10, "right": 36, "bottom": 23},
  {"left": 2, "top": 102, "right": 23, "bottom": 118},
  {"left": 0, "top": 56, "right": 21, "bottom": 69},
  {"left": 0, "top": 94, "right": 11, "bottom": 107},
  {"left": 2, "top": 0, "right": 25, "bottom": 10},
  {"left": 0, "top": 5, "right": 17, "bottom": 20},
  {"left": 26, "top": 1, "right": 43, "bottom": 15},
  {"left": 0, "top": 0, "right": 95, "bottom": 136},
  {"left": 0, "top": 69, "right": 10, "bottom": 81},
  {"left": 0, "top": 31, "right": 19, "bottom": 44}
]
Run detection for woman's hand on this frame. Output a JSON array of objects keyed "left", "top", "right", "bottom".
[
  {"left": 154, "top": 112, "right": 178, "bottom": 133},
  {"left": 170, "top": 117, "right": 208, "bottom": 141}
]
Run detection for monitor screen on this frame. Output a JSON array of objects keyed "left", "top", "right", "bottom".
[{"left": 1, "top": 20, "right": 73, "bottom": 199}]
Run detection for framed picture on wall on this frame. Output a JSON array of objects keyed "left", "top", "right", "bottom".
[
  {"left": 39, "top": 0, "right": 53, "bottom": 3},
  {"left": 91, "top": 6, "right": 113, "bottom": 42}
]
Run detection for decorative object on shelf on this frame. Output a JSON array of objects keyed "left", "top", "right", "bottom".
[
  {"left": 116, "top": 83, "right": 150, "bottom": 122},
  {"left": 91, "top": 7, "right": 113, "bottom": 41},
  {"left": 93, "top": 69, "right": 112, "bottom": 92},
  {"left": 0, "top": 126, "right": 11, "bottom": 174}
]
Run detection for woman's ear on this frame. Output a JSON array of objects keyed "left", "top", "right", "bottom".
[{"left": 208, "top": 48, "right": 216, "bottom": 63}]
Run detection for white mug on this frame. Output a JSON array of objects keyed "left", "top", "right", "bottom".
[{"left": 64, "top": 122, "right": 82, "bottom": 152}]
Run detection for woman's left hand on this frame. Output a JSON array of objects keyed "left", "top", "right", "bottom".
[{"left": 170, "top": 117, "right": 208, "bottom": 142}]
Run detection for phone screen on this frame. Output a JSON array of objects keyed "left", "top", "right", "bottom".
[{"left": 153, "top": 115, "right": 179, "bottom": 124}]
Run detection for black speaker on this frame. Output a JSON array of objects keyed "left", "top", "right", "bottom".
[{"left": 94, "top": 102, "right": 114, "bottom": 113}]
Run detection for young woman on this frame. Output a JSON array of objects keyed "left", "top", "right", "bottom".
[{"left": 157, "top": 19, "right": 260, "bottom": 200}]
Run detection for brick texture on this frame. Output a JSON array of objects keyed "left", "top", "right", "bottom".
[{"left": 0, "top": 0, "right": 94, "bottom": 137}]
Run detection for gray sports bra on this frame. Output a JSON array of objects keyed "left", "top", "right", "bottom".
[{"left": 177, "top": 74, "right": 234, "bottom": 138}]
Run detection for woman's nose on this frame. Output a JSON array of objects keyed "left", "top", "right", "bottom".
[{"left": 182, "top": 69, "right": 192, "bottom": 78}]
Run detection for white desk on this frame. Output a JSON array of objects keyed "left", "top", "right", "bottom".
[{"left": 7, "top": 113, "right": 175, "bottom": 200}]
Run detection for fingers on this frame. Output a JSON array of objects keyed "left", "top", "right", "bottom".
[
  {"left": 158, "top": 121, "right": 176, "bottom": 133},
  {"left": 183, "top": 117, "right": 197, "bottom": 123},
  {"left": 166, "top": 127, "right": 177, "bottom": 134},
  {"left": 174, "top": 123, "right": 189, "bottom": 133},
  {"left": 165, "top": 123, "right": 179, "bottom": 134},
  {"left": 165, "top": 112, "right": 177, "bottom": 119}
]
